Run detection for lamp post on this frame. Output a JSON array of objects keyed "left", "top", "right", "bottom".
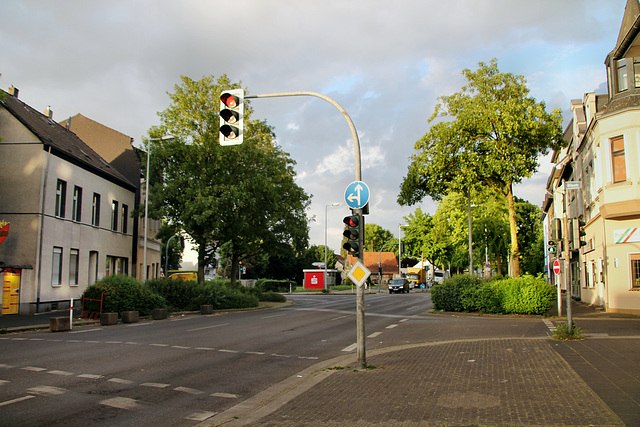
[
  {"left": 143, "top": 135, "right": 174, "bottom": 282},
  {"left": 398, "top": 224, "right": 407, "bottom": 275},
  {"left": 324, "top": 203, "right": 341, "bottom": 291}
]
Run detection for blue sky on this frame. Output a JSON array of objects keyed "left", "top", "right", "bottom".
[{"left": 1, "top": 0, "right": 630, "bottom": 266}]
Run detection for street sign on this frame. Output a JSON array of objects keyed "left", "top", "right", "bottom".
[
  {"left": 348, "top": 260, "right": 371, "bottom": 287},
  {"left": 344, "top": 181, "right": 370, "bottom": 210},
  {"left": 553, "top": 259, "right": 561, "bottom": 275},
  {"left": 564, "top": 181, "right": 582, "bottom": 189}
]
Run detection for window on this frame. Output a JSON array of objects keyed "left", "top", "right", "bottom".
[
  {"left": 611, "top": 136, "right": 627, "bottom": 183},
  {"left": 52, "top": 247, "right": 63, "bottom": 287},
  {"left": 69, "top": 249, "right": 79, "bottom": 286},
  {"left": 89, "top": 251, "right": 98, "bottom": 284},
  {"left": 634, "top": 58, "right": 640, "bottom": 88},
  {"left": 92, "top": 193, "right": 101, "bottom": 226},
  {"left": 617, "top": 58, "right": 628, "bottom": 92},
  {"left": 121, "top": 204, "right": 128, "bottom": 234},
  {"left": 55, "top": 179, "right": 67, "bottom": 218},
  {"left": 106, "top": 256, "right": 128, "bottom": 276},
  {"left": 631, "top": 254, "right": 640, "bottom": 289},
  {"left": 111, "top": 200, "right": 119, "bottom": 231},
  {"left": 72, "top": 186, "right": 82, "bottom": 222}
]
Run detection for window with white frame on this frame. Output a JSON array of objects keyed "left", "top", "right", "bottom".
[
  {"left": 617, "top": 58, "right": 628, "bottom": 92},
  {"left": 111, "top": 200, "right": 119, "bottom": 231},
  {"left": 92, "top": 193, "right": 101, "bottom": 226},
  {"left": 611, "top": 136, "right": 626, "bottom": 183},
  {"left": 55, "top": 179, "right": 67, "bottom": 218},
  {"left": 121, "top": 204, "right": 128, "bottom": 234},
  {"left": 52, "top": 247, "right": 63, "bottom": 286},
  {"left": 69, "top": 249, "right": 79, "bottom": 286},
  {"left": 631, "top": 254, "right": 640, "bottom": 289},
  {"left": 72, "top": 186, "right": 82, "bottom": 222}
]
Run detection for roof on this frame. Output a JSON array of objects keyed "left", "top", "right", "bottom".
[
  {"left": 348, "top": 252, "right": 398, "bottom": 274},
  {"left": 609, "top": 0, "right": 640, "bottom": 61},
  {"left": 1, "top": 91, "right": 136, "bottom": 190}
]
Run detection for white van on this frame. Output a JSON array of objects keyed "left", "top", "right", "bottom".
[{"left": 433, "top": 270, "right": 449, "bottom": 285}]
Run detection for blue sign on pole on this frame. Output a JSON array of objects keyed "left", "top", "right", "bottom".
[{"left": 344, "top": 181, "right": 370, "bottom": 210}]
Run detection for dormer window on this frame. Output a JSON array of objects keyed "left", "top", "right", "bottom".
[{"left": 617, "top": 58, "right": 628, "bottom": 92}]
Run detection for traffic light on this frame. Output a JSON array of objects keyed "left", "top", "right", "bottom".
[
  {"left": 571, "top": 218, "right": 587, "bottom": 251},
  {"left": 548, "top": 240, "right": 557, "bottom": 254},
  {"left": 219, "top": 89, "right": 244, "bottom": 146},
  {"left": 343, "top": 214, "right": 360, "bottom": 257},
  {"left": 550, "top": 218, "right": 562, "bottom": 242}
]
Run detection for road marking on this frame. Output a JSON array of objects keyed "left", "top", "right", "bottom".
[
  {"left": 149, "top": 343, "right": 169, "bottom": 347},
  {"left": 172, "top": 345, "right": 191, "bottom": 349},
  {"left": 188, "top": 323, "right": 229, "bottom": 332},
  {"left": 29, "top": 338, "right": 45, "bottom": 341},
  {"left": 77, "top": 374, "right": 103, "bottom": 379},
  {"left": 543, "top": 319, "right": 556, "bottom": 332},
  {"left": 0, "top": 395, "right": 36, "bottom": 407},
  {"left": 105, "top": 341, "right": 122, "bottom": 344},
  {"left": 125, "top": 342, "right": 139, "bottom": 345},
  {"left": 67, "top": 340, "right": 83, "bottom": 343},
  {"left": 187, "top": 411, "right": 218, "bottom": 421},
  {"left": 271, "top": 354, "right": 291, "bottom": 358},
  {"left": 400, "top": 318, "right": 409, "bottom": 323},
  {"left": 211, "top": 392, "right": 239, "bottom": 399},
  {"left": 85, "top": 340, "right": 101, "bottom": 344},
  {"left": 126, "top": 322, "right": 152, "bottom": 327},
  {"left": 174, "top": 386, "right": 204, "bottom": 395},
  {"left": 341, "top": 343, "right": 357, "bottom": 352},
  {"left": 48, "top": 370, "right": 74, "bottom": 376},
  {"left": 196, "top": 347, "right": 216, "bottom": 351},
  {"left": 331, "top": 315, "right": 350, "bottom": 321},
  {"left": 368, "top": 332, "right": 382, "bottom": 338},
  {"left": 69, "top": 328, "right": 103, "bottom": 334},
  {"left": 0, "top": 380, "right": 8, "bottom": 385},
  {"left": 11, "top": 338, "right": 27, "bottom": 341},
  {"left": 218, "top": 349, "right": 238, "bottom": 353},
  {"left": 0, "top": 364, "right": 14, "bottom": 369},
  {"left": 385, "top": 324, "right": 398, "bottom": 329},
  {"left": 246, "top": 351, "right": 265, "bottom": 355},
  {"left": 108, "top": 378, "right": 133, "bottom": 385},
  {"left": 28, "top": 385, "right": 67, "bottom": 396},
  {"left": 100, "top": 397, "right": 141, "bottom": 410},
  {"left": 21, "top": 366, "right": 47, "bottom": 372},
  {"left": 261, "top": 313, "right": 287, "bottom": 319},
  {"left": 141, "top": 382, "right": 170, "bottom": 388}
]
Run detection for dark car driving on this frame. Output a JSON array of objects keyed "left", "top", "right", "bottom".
[{"left": 388, "top": 278, "right": 410, "bottom": 294}]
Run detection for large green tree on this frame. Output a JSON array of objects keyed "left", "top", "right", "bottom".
[
  {"left": 398, "top": 59, "right": 563, "bottom": 276},
  {"left": 148, "top": 75, "right": 310, "bottom": 283}
]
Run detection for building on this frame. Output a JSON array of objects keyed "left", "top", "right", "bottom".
[
  {"left": 0, "top": 88, "right": 137, "bottom": 314},
  {"left": 543, "top": 0, "right": 640, "bottom": 315},
  {"left": 59, "top": 114, "right": 162, "bottom": 281}
]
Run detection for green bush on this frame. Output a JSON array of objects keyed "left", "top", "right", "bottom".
[
  {"left": 431, "top": 274, "right": 554, "bottom": 316},
  {"left": 146, "top": 277, "right": 198, "bottom": 311},
  {"left": 260, "top": 291, "right": 287, "bottom": 303},
  {"left": 256, "top": 279, "right": 294, "bottom": 293},
  {"left": 83, "top": 275, "right": 166, "bottom": 316},
  {"left": 189, "top": 282, "right": 259, "bottom": 310}
]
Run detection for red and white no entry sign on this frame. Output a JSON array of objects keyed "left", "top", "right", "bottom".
[{"left": 553, "top": 259, "right": 561, "bottom": 275}]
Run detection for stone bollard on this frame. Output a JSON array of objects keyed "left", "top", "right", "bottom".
[
  {"left": 201, "top": 305, "right": 214, "bottom": 315},
  {"left": 152, "top": 308, "right": 168, "bottom": 320},
  {"left": 100, "top": 312, "right": 118, "bottom": 326},
  {"left": 121, "top": 311, "right": 139, "bottom": 323},
  {"left": 50, "top": 317, "right": 71, "bottom": 332}
]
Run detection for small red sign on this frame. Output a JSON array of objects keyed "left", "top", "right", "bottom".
[{"left": 553, "top": 260, "right": 561, "bottom": 275}]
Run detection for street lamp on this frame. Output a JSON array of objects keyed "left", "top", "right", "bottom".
[
  {"left": 324, "top": 203, "right": 341, "bottom": 291},
  {"left": 398, "top": 224, "right": 407, "bottom": 275},
  {"left": 143, "top": 134, "right": 174, "bottom": 282}
]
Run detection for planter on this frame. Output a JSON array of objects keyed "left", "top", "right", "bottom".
[
  {"left": 201, "top": 305, "right": 214, "bottom": 315},
  {"left": 152, "top": 308, "right": 168, "bottom": 320},
  {"left": 100, "top": 312, "right": 118, "bottom": 326},
  {"left": 121, "top": 311, "right": 139, "bottom": 323},
  {"left": 49, "top": 317, "right": 71, "bottom": 332}
]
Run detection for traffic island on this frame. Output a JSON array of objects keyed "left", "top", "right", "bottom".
[
  {"left": 121, "top": 311, "right": 139, "bottom": 323},
  {"left": 152, "top": 308, "right": 168, "bottom": 320},
  {"left": 100, "top": 312, "right": 118, "bottom": 326},
  {"left": 49, "top": 317, "right": 71, "bottom": 332}
]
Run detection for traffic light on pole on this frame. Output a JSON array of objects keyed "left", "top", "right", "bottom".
[
  {"left": 571, "top": 218, "right": 587, "bottom": 251},
  {"left": 343, "top": 214, "right": 360, "bottom": 257},
  {"left": 219, "top": 89, "right": 244, "bottom": 146}
]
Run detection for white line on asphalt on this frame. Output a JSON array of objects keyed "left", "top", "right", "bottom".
[
  {"left": 48, "top": 370, "right": 74, "bottom": 376},
  {"left": 331, "top": 315, "right": 351, "bottom": 320},
  {"left": 218, "top": 349, "right": 238, "bottom": 353},
  {"left": 126, "top": 322, "right": 152, "bottom": 327},
  {"left": 77, "top": 374, "right": 103, "bottom": 379},
  {"left": 11, "top": 338, "right": 27, "bottom": 341},
  {"left": 211, "top": 392, "right": 239, "bottom": 399},
  {"left": 171, "top": 345, "right": 191, "bottom": 349},
  {"left": 28, "top": 386, "right": 68, "bottom": 396},
  {"left": 195, "top": 347, "right": 216, "bottom": 351},
  {"left": 400, "top": 318, "right": 409, "bottom": 323},
  {"left": 0, "top": 380, "right": 8, "bottom": 385},
  {"left": 0, "top": 395, "right": 36, "bottom": 407},
  {"left": 385, "top": 324, "right": 398, "bottom": 329},
  {"left": 149, "top": 343, "right": 169, "bottom": 347},
  {"left": 174, "top": 386, "right": 204, "bottom": 395},
  {"left": 29, "top": 338, "right": 45, "bottom": 341},
  {"left": 86, "top": 340, "right": 101, "bottom": 344},
  {"left": 186, "top": 411, "right": 218, "bottom": 421},
  {"left": 124, "top": 342, "right": 139, "bottom": 345},
  {"left": 368, "top": 332, "right": 382, "bottom": 338},
  {"left": 69, "top": 328, "right": 103, "bottom": 334},
  {"left": 245, "top": 351, "right": 265, "bottom": 355},
  {"left": 0, "top": 364, "right": 15, "bottom": 369},
  {"left": 105, "top": 341, "right": 123, "bottom": 344},
  {"left": 341, "top": 343, "right": 357, "bottom": 352},
  {"left": 187, "top": 323, "right": 229, "bottom": 332},
  {"left": 141, "top": 382, "right": 170, "bottom": 388},
  {"left": 271, "top": 354, "right": 291, "bottom": 358},
  {"left": 261, "top": 313, "right": 287, "bottom": 319},
  {"left": 21, "top": 366, "right": 47, "bottom": 372},
  {"left": 100, "top": 397, "right": 141, "bottom": 410}
]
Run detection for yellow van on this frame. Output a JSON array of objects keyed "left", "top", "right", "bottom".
[{"left": 169, "top": 272, "right": 198, "bottom": 281}]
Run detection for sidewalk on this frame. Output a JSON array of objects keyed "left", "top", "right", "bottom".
[{"left": 205, "top": 299, "right": 640, "bottom": 427}]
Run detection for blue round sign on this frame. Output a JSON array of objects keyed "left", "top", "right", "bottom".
[{"left": 344, "top": 181, "right": 370, "bottom": 210}]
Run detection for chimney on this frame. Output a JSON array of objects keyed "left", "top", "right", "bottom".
[
  {"left": 44, "top": 105, "right": 53, "bottom": 119},
  {"left": 8, "top": 85, "right": 18, "bottom": 98}
]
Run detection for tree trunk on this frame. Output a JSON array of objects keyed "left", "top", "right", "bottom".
[
  {"left": 197, "top": 244, "right": 206, "bottom": 284},
  {"left": 230, "top": 252, "right": 239, "bottom": 286},
  {"left": 506, "top": 184, "right": 520, "bottom": 277}
]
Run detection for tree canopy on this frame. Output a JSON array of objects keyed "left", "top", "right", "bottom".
[
  {"left": 147, "top": 74, "right": 310, "bottom": 283},
  {"left": 398, "top": 59, "right": 563, "bottom": 276}
]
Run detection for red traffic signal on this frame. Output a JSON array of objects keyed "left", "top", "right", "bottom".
[
  {"left": 343, "top": 215, "right": 360, "bottom": 256},
  {"left": 219, "top": 89, "right": 244, "bottom": 146}
]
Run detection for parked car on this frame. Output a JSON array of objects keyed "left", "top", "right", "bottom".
[{"left": 388, "top": 278, "right": 410, "bottom": 294}]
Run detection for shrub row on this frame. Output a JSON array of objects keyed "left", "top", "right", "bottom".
[
  {"left": 430, "top": 274, "right": 554, "bottom": 316},
  {"left": 83, "top": 275, "right": 290, "bottom": 315}
]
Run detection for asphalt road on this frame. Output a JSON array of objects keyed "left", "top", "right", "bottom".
[{"left": 0, "top": 292, "right": 553, "bottom": 426}]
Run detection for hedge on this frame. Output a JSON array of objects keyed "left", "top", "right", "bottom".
[{"left": 83, "top": 275, "right": 166, "bottom": 316}]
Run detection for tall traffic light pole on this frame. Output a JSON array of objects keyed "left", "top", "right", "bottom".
[{"left": 238, "top": 91, "right": 367, "bottom": 368}]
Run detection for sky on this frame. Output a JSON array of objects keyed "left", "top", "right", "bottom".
[{"left": 1, "top": 0, "right": 629, "bottom": 267}]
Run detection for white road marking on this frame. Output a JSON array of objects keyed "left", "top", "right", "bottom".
[
  {"left": 108, "top": 378, "right": 133, "bottom": 385},
  {"left": 367, "top": 332, "right": 382, "bottom": 338},
  {"left": 195, "top": 347, "right": 216, "bottom": 351},
  {"left": 218, "top": 349, "right": 238, "bottom": 353},
  {"left": 0, "top": 395, "right": 36, "bottom": 407},
  {"left": 21, "top": 366, "right": 47, "bottom": 372},
  {"left": 105, "top": 341, "right": 123, "bottom": 344},
  {"left": 246, "top": 351, "right": 265, "bottom": 355},
  {"left": 48, "top": 370, "right": 74, "bottom": 376},
  {"left": 0, "top": 364, "right": 14, "bottom": 368},
  {"left": 100, "top": 397, "right": 141, "bottom": 410},
  {"left": 331, "top": 315, "right": 351, "bottom": 320},
  {"left": 126, "top": 322, "right": 152, "bottom": 327},
  {"left": 28, "top": 385, "right": 67, "bottom": 396},
  {"left": 261, "top": 313, "right": 287, "bottom": 319},
  {"left": 342, "top": 343, "right": 357, "bottom": 352},
  {"left": 385, "top": 324, "right": 398, "bottom": 329},
  {"left": 174, "top": 386, "right": 204, "bottom": 395},
  {"left": 77, "top": 374, "right": 103, "bottom": 379},
  {"left": 172, "top": 345, "right": 191, "bottom": 349},
  {"left": 149, "top": 343, "right": 169, "bottom": 347},
  {"left": 0, "top": 380, "right": 9, "bottom": 385},
  {"left": 141, "top": 382, "right": 170, "bottom": 388},
  {"left": 188, "top": 323, "right": 229, "bottom": 332},
  {"left": 399, "top": 318, "right": 409, "bottom": 323},
  {"left": 211, "top": 392, "right": 238, "bottom": 399},
  {"left": 69, "top": 328, "right": 102, "bottom": 334}
]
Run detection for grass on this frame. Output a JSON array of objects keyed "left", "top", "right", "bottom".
[{"left": 552, "top": 323, "right": 585, "bottom": 341}]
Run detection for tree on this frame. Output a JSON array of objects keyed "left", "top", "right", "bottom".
[
  {"left": 157, "top": 222, "right": 184, "bottom": 275},
  {"left": 398, "top": 59, "right": 563, "bottom": 276},
  {"left": 148, "top": 75, "right": 310, "bottom": 283}
]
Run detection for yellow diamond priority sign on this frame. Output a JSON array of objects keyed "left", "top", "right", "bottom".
[{"left": 348, "top": 260, "right": 371, "bottom": 288}]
